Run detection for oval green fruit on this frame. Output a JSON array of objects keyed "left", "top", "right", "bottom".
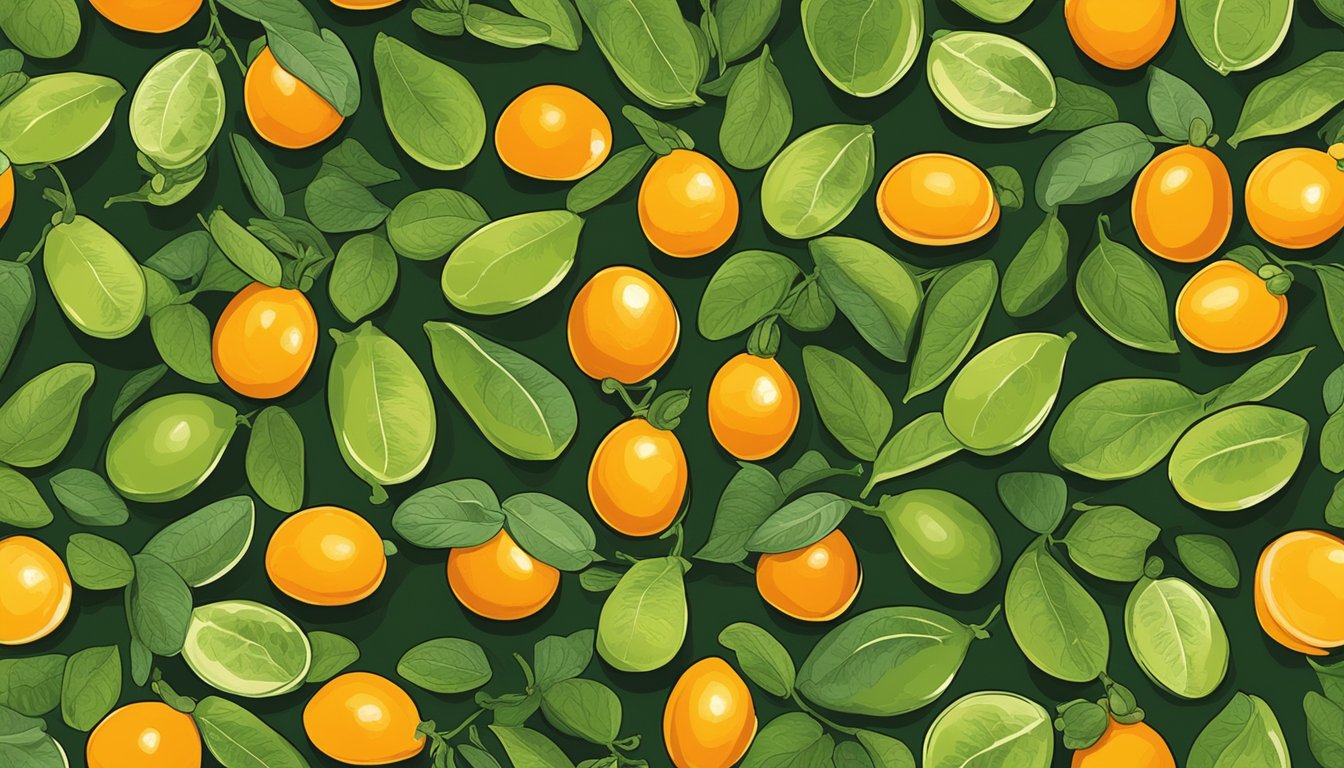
[
  {"left": 1005, "top": 538, "right": 1109, "bottom": 682},
  {"left": 950, "top": 0, "right": 1032, "bottom": 23},
  {"left": 183, "top": 600, "right": 311, "bottom": 698},
  {"left": 130, "top": 48, "right": 226, "bottom": 170},
  {"left": 872, "top": 489, "right": 1001, "bottom": 594},
  {"left": 596, "top": 557, "right": 688, "bottom": 673},
  {"left": 441, "top": 210, "right": 583, "bottom": 315},
  {"left": 923, "top": 691, "right": 1053, "bottom": 768},
  {"left": 105, "top": 393, "right": 238, "bottom": 503},
  {"left": 1189, "top": 692, "right": 1290, "bottom": 767},
  {"left": 1125, "top": 574, "right": 1229, "bottom": 699},
  {"left": 328, "top": 322, "right": 437, "bottom": 503},
  {"left": 801, "top": 0, "right": 923, "bottom": 97},
  {"left": 762, "top": 124, "right": 875, "bottom": 239},
  {"left": 944, "top": 332, "right": 1074, "bottom": 455},
  {"left": 927, "top": 30, "right": 1055, "bottom": 128},
  {"left": 1181, "top": 0, "right": 1292, "bottom": 75},
  {"left": 0, "top": 72, "right": 124, "bottom": 165},
  {"left": 796, "top": 606, "right": 982, "bottom": 716},
  {"left": 1168, "top": 405, "right": 1307, "bottom": 511},
  {"left": 44, "top": 216, "right": 146, "bottom": 340}
]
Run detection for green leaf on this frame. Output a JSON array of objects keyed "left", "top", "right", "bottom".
[
  {"left": 1168, "top": 405, "right": 1307, "bottom": 512},
  {"left": 111, "top": 366, "right": 166, "bottom": 423},
  {"left": 320, "top": 139, "right": 399, "bottom": 187},
  {"left": 0, "top": 655, "right": 64, "bottom": 716},
  {"left": 207, "top": 208, "right": 282, "bottom": 287},
  {"left": 304, "top": 171, "right": 389, "bottom": 234},
  {"left": 1062, "top": 504, "right": 1160, "bottom": 582},
  {"left": 864, "top": 412, "right": 961, "bottom": 496},
  {"left": 49, "top": 469, "right": 127, "bottom": 527},
  {"left": 387, "top": 188, "right": 488, "bottom": 261},
  {"left": 746, "top": 492, "right": 851, "bottom": 553},
  {"left": 564, "top": 145, "right": 652, "bottom": 214},
  {"left": 596, "top": 557, "right": 688, "bottom": 673},
  {"left": 126, "top": 553, "right": 193, "bottom": 657},
  {"left": 65, "top": 533, "right": 132, "bottom": 590},
  {"left": 996, "top": 471, "right": 1067, "bottom": 535},
  {"left": 0, "top": 0, "right": 80, "bottom": 59},
  {"left": 715, "top": 0, "right": 780, "bottom": 61},
  {"left": 923, "top": 692, "right": 1053, "bottom": 766},
  {"left": 1228, "top": 52, "right": 1344, "bottom": 146},
  {"left": 699, "top": 250, "right": 800, "bottom": 341},
  {"left": 441, "top": 210, "right": 583, "bottom": 315},
  {"left": 1175, "top": 533, "right": 1240, "bottom": 591},
  {"left": 1147, "top": 67, "right": 1214, "bottom": 142},
  {"left": 856, "top": 730, "right": 915, "bottom": 768},
  {"left": 1189, "top": 692, "right": 1290, "bottom": 768},
  {"left": 540, "top": 678, "right": 622, "bottom": 745},
  {"left": 510, "top": 0, "right": 582, "bottom": 50},
  {"left": 141, "top": 496, "right": 255, "bottom": 588},
  {"left": 150, "top": 303, "right": 218, "bottom": 384},
  {"left": 1035, "top": 123, "right": 1154, "bottom": 209},
  {"left": 720, "top": 47, "right": 792, "bottom": 170},
  {"left": 1050, "top": 378, "right": 1207, "bottom": 481},
  {"left": 305, "top": 632, "right": 359, "bottom": 683},
  {"left": 397, "top": 638, "right": 492, "bottom": 693},
  {"left": 1030, "top": 76, "right": 1118, "bottom": 134},
  {"left": 1324, "top": 408, "right": 1344, "bottom": 473},
  {"left": 572, "top": 0, "right": 704, "bottom": 109},
  {"left": 329, "top": 233, "right": 397, "bottom": 323},
  {"left": 0, "top": 261, "right": 34, "bottom": 384},
  {"left": 195, "top": 695, "right": 309, "bottom": 768},
  {"left": 424, "top": 322, "right": 576, "bottom": 461},
  {"left": 0, "top": 467, "right": 52, "bottom": 529},
  {"left": 392, "top": 479, "right": 504, "bottom": 549},
  {"left": 0, "top": 362, "right": 95, "bottom": 468},
  {"left": 1005, "top": 538, "right": 1109, "bottom": 682},
  {"left": 719, "top": 622, "right": 795, "bottom": 697},
  {"left": 500, "top": 493, "right": 599, "bottom": 571},
  {"left": 811, "top": 236, "right": 922, "bottom": 362},
  {"left": 944, "top": 332, "right": 1074, "bottom": 456},
  {"left": 373, "top": 33, "right": 486, "bottom": 170},
  {"left": 1207, "top": 347, "right": 1312, "bottom": 411},
  {"left": 490, "top": 725, "right": 576, "bottom": 768},
  {"left": 986, "top": 165, "right": 1025, "bottom": 210},
  {"left": 464, "top": 5, "right": 550, "bottom": 48},
  {"left": 621, "top": 105, "right": 694, "bottom": 155},
  {"left": 763, "top": 125, "right": 875, "bottom": 239},
  {"left": 802, "top": 346, "right": 891, "bottom": 461},
  {"left": 245, "top": 406, "right": 305, "bottom": 514},
  {"left": 264, "top": 20, "right": 360, "bottom": 116},
  {"left": 60, "top": 646, "right": 120, "bottom": 732},
  {"left": 533, "top": 629, "right": 595, "bottom": 689},
  {"left": 741, "top": 713, "right": 831, "bottom": 767},
  {"left": 906, "top": 260, "right": 997, "bottom": 402},
  {"left": 778, "top": 451, "right": 862, "bottom": 497},
  {"left": 694, "top": 463, "right": 784, "bottom": 564},
  {"left": 0, "top": 73, "right": 123, "bottom": 164},
  {"left": 801, "top": 0, "right": 922, "bottom": 97},
  {"left": 229, "top": 133, "right": 285, "bottom": 219},
  {"left": 1076, "top": 216, "right": 1177, "bottom": 354}
]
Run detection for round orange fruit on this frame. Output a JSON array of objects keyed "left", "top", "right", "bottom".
[
  {"left": 1256, "top": 530, "right": 1344, "bottom": 655},
  {"left": 0, "top": 162, "right": 13, "bottom": 231},
  {"left": 1072, "top": 719, "right": 1175, "bottom": 767},
  {"left": 245, "top": 47, "right": 344, "bottom": 149},
  {"left": 212, "top": 282, "right": 318, "bottom": 399},
  {"left": 1245, "top": 145, "right": 1344, "bottom": 249},
  {"left": 756, "top": 529, "right": 862, "bottom": 622},
  {"left": 447, "top": 529, "right": 559, "bottom": 621},
  {"left": 877, "top": 153, "right": 1000, "bottom": 245},
  {"left": 708, "top": 353, "right": 799, "bottom": 460},
  {"left": 89, "top": 0, "right": 202, "bottom": 33},
  {"left": 663, "top": 657, "right": 757, "bottom": 768},
  {"left": 1175, "top": 260, "right": 1287, "bottom": 353},
  {"left": 496, "top": 84, "right": 612, "bottom": 181},
  {"left": 638, "top": 149, "right": 739, "bottom": 258},
  {"left": 1132, "top": 145, "right": 1232, "bottom": 262},
  {"left": 589, "top": 418, "right": 687, "bottom": 537},
  {"left": 266, "top": 506, "right": 387, "bottom": 606},
  {"left": 330, "top": 0, "right": 403, "bottom": 7},
  {"left": 1064, "top": 0, "right": 1175, "bottom": 70},
  {"left": 0, "top": 536, "right": 72, "bottom": 646},
  {"left": 567, "top": 266, "right": 680, "bottom": 384},
  {"left": 87, "top": 702, "right": 202, "bottom": 768},
  {"left": 304, "top": 672, "right": 426, "bottom": 765}
]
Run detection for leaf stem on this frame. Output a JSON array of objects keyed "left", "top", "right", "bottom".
[
  {"left": 790, "top": 692, "right": 858, "bottom": 736},
  {"left": 436, "top": 707, "right": 485, "bottom": 741},
  {"left": 204, "top": 0, "right": 248, "bottom": 76},
  {"left": 970, "top": 603, "right": 1003, "bottom": 634}
]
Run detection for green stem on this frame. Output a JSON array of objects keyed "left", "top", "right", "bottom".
[
  {"left": 48, "top": 165, "right": 74, "bottom": 218},
  {"left": 205, "top": 0, "right": 248, "bottom": 76},
  {"left": 666, "top": 522, "right": 684, "bottom": 558},
  {"left": 513, "top": 654, "right": 535, "bottom": 691},
  {"left": 791, "top": 692, "right": 858, "bottom": 736},
  {"left": 730, "top": 560, "right": 755, "bottom": 575},
  {"left": 970, "top": 604, "right": 1002, "bottom": 634},
  {"left": 849, "top": 499, "right": 880, "bottom": 514},
  {"left": 436, "top": 708, "right": 485, "bottom": 741},
  {"left": 1144, "top": 134, "right": 1181, "bottom": 145}
]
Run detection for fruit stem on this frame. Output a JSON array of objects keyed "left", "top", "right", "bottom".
[
  {"left": 790, "top": 692, "right": 858, "bottom": 736},
  {"left": 602, "top": 378, "right": 657, "bottom": 417},
  {"left": 203, "top": 0, "right": 248, "bottom": 76},
  {"left": 47, "top": 165, "right": 75, "bottom": 221},
  {"left": 970, "top": 604, "right": 1002, "bottom": 635},
  {"left": 513, "top": 653, "right": 535, "bottom": 691},
  {"left": 1144, "top": 133, "right": 1181, "bottom": 145},
  {"left": 434, "top": 707, "right": 486, "bottom": 741}
]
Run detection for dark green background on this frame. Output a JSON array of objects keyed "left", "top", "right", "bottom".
[{"left": 4, "top": 0, "right": 1343, "bottom": 765}]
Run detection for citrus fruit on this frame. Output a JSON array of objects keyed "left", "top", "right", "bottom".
[
  {"left": 638, "top": 149, "right": 739, "bottom": 258},
  {"left": 708, "top": 353, "right": 799, "bottom": 460},
  {"left": 87, "top": 702, "right": 202, "bottom": 768},
  {"left": 183, "top": 600, "right": 312, "bottom": 697},
  {"left": 245, "top": 47, "right": 343, "bottom": 149},
  {"left": 0, "top": 158, "right": 13, "bottom": 231},
  {"left": 447, "top": 529, "right": 559, "bottom": 620},
  {"left": 663, "top": 657, "right": 757, "bottom": 768},
  {"left": 88, "top": 0, "right": 202, "bottom": 33},
  {"left": 589, "top": 418, "right": 687, "bottom": 537},
  {"left": 1071, "top": 719, "right": 1175, "bottom": 767},
  {"left": 304, "top": 672, "right": 426, "bottom": 765},
  {"left": 756, "top": 529, "right": 862, "bottom": 621},
  {"left": 331, "top": 0, "right": 403, "bottom": 7},
  {"left": 567, "top": 266, "right": 680, "bottom": 384},
  {"left": 1245, "top": 144, "right": 1344, "bottom": 249},
  {"left": 0, "top": 536, "right": 72, "bottom": 645},
  {"left": 876, "top": 153, "right": 1000, "bottom": 245},
  {"left": 1255, "top": 530, "right": 1344, "bottom": 655},
  {"left": 495, "top": 84, "right": 612, "bottom": 181},
  {"left": 1132, "top": 145, "right": 1232, "bottom": 262},
  {"left": 1175, "top": 260, "right": 1286, "bottom": 353},
  {"left": 266, "top": 506, "right": 387, "bottom": 606},
  {"left": 1064, "top": 0, "right": 1175, "bottom": 70},
  {"left": 213, "top": 282, "right": 318, "bottom": 399}
]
